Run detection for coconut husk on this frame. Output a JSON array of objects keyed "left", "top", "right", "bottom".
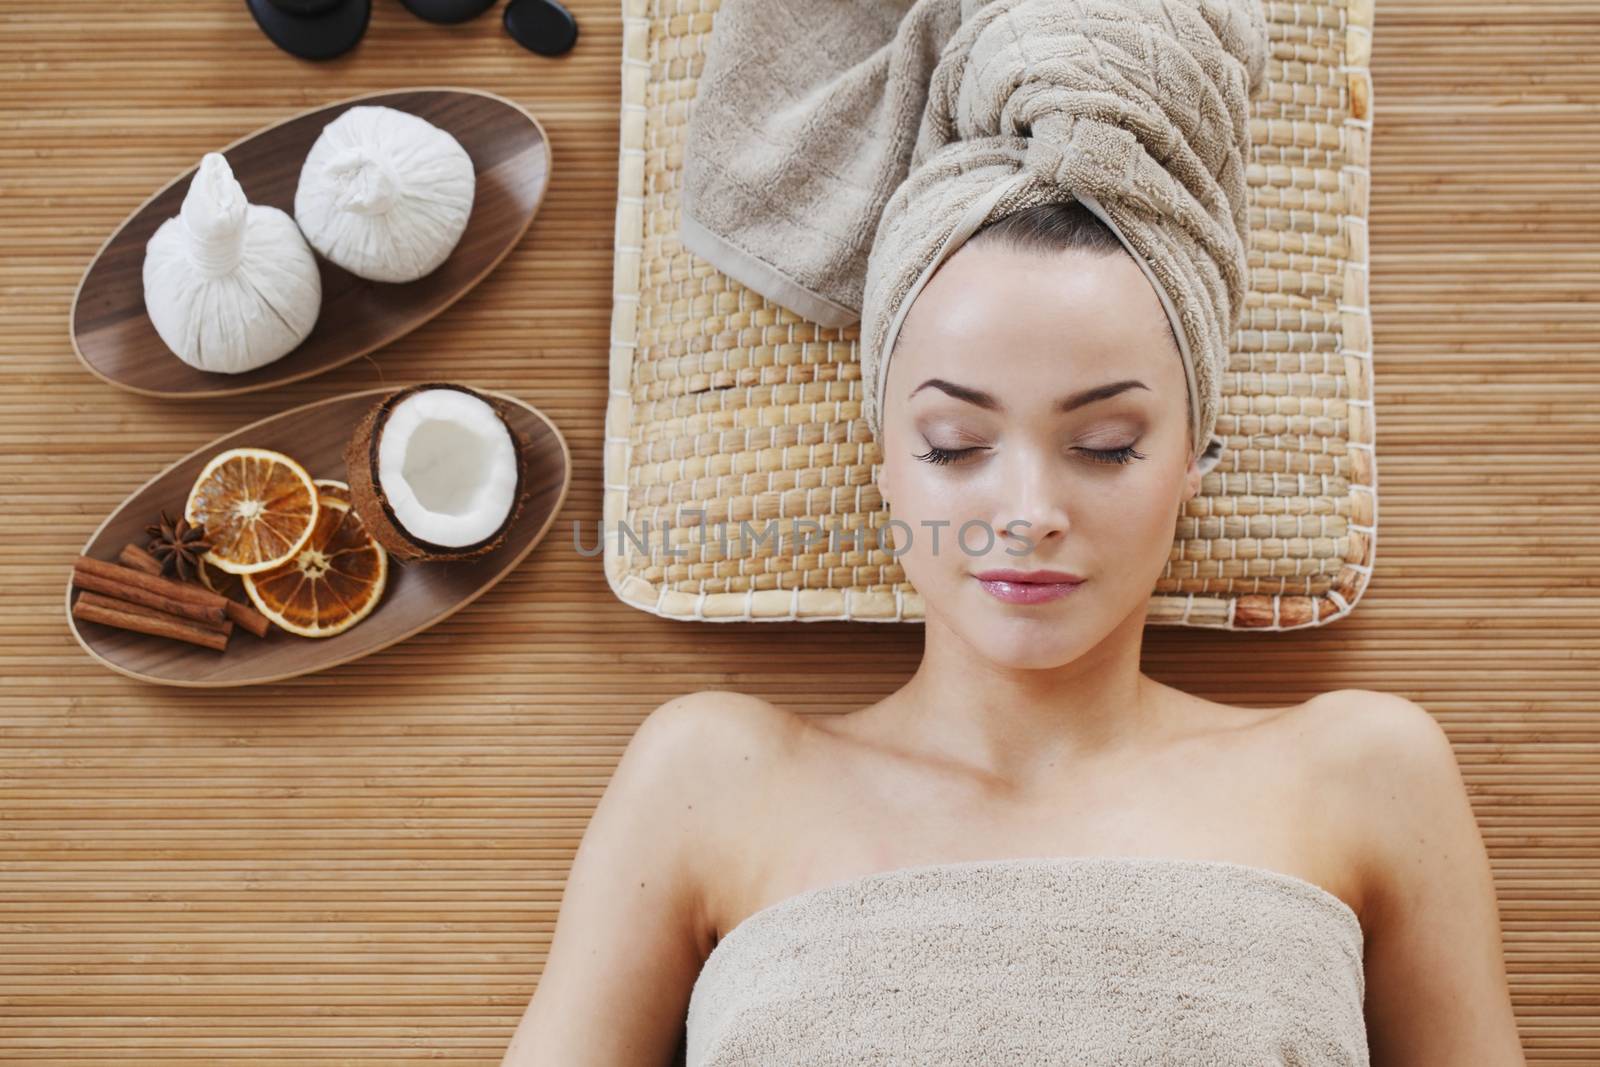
[{"left": 343, "top": 382, "right": 530, "bottom": 563}]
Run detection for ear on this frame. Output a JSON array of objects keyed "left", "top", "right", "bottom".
[
  {"left": 1183, "top": 447, "right": 1203, "bottom": 503},
  {"left": 876, "top": 435, "right": 893, "bottom": 510}
]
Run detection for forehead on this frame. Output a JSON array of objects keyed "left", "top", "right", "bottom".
[{"left": 896, "top": 241, "right": 1181, "bottom": 391}]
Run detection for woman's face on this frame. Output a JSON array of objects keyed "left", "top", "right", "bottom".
[{"left": 877, "top": 239, "right": 1204, "bottom": 669}]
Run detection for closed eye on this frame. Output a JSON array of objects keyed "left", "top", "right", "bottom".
[
  {"left": 911, "top": 444, "right": 1147, "bottom": 466},
  {"left": 1083, "top": 444, "right": 1147, "bottom": 465},
  {"left": 911, "top": 445, "right": 984, "bottom": 466}
]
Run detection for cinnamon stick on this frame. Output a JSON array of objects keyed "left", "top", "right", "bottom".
[
  {"left": 76, "top": 590, "right": 233, "bottom": 637},
  {"left": 73, "top": 594, "right": 229, "bottom": 652},
  {"left": 72, "top": 567, "right": 228, "bottom": 627},
  {"left": 221, "top": 598, "right": 272, "bottom": 639},
  {"left": 118, "top": 542, "right": 163, "bottom": 576},
  {"left": 74, "top": 555, "right": 230, "bottom": 610},
  {"left": 114, "top": 544, "right": 272, "bottom": 638}
]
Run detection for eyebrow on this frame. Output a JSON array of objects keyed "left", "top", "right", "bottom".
[{"left": 909, "top": 377, "right": 1151, "bottom": 413}]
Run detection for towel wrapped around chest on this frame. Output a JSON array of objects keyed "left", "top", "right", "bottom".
[{"left": 684, "top": 856, "right": 1368, "bottom": 1066}]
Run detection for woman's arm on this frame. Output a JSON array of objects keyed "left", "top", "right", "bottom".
[
  {"left": 1329, "top": 690, "right": 1526, "bottom": 1065},
  {"left": 499, "top": 692, "right": 742, "bottom": 1066}
]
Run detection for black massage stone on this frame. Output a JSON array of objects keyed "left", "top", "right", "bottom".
[
  {"left": 502, "top": 0, "right": 578, "bottom": 57},
  {"left": 399, "top": 0, "right": 499, "bottom": 24},
  {"left": 246, "top": 0, "right": 370, "bottom": 61}
]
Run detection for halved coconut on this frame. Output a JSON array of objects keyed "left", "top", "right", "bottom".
[{"left": 343, "top": 383, "right": 527, "bottom": 562}]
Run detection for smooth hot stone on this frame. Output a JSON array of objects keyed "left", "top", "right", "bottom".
[
  {"left": 502, "top": 0, "right": 578, "bottom": 57},
  {"left": 246, "top": 0, "right": 370, "bottom": 61},
  {"left": 399, "top": 0, "right": 499, "bottom": 23},
  {"left": 269, "top": 0, "right": 344, "bottom": 12}
]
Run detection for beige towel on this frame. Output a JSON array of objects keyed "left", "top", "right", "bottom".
[
  {"left": 685, "top": 855, "right": 1367, "bottom": 1065},
  {"left": 681, "top": 0, "right": 1269, "bottom": 474}
]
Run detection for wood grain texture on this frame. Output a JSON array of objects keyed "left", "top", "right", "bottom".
[
  {"left": 0, "top": 0, "right": 1596, "bottom": 1063},
  {"left": 72, "top": 88, "right": 552, "bottom": 398}
]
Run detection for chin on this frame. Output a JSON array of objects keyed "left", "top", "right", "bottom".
[
  {"left": 931, "top": 580, "right": 1097, "bottom": 668},
  {"left": 964, "top": 627, "right": 1089, "bottom": 670}
]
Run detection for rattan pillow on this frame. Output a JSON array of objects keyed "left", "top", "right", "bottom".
[{"left": 604, "top": 0, "right": 1377, "bottom": 630}]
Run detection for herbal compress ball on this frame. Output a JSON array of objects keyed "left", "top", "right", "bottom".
[
  {"left": 143, "top": 152, "right": 322, "bottom": 373},
  {"left": 294, "top": 105, "right": 476, "bottom": 283}
]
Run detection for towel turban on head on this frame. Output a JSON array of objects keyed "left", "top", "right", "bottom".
[{"left": 679, "top": 0, "right": 1271, "bottom": 476}]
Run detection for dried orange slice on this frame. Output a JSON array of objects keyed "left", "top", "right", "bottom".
[
  {"left": 196, "top": 556, "right": 242, "bottom": 599},
  {"left": 242, "top": 493, "right": 388, "bottom": 638},
  {"left": 314, "top": 478, "right": 351, "bottom": 504},
  {"left": 185, "top": 447, "right": 319, "bottom": 575},
  {"left": 203, "top": 482, "right": 348, "bottom": 599}
]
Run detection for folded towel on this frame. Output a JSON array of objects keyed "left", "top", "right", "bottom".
[
  {"left": 681, "top": 0, "right": 1270, "bottom": 475},
  {"left": 685, "top": 855, "right": 1368, "bottom": 1065}
]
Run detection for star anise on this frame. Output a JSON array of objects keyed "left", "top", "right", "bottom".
[{"left": 145, "top": 510, "right": 212, "bottom": 583}]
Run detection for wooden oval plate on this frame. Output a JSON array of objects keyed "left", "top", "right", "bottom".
[
  {"left": 70, "top": 88, "right": 552, "bottom": 398},
  {"left": 67, "top": 386, "right": 571, "bottom": 687}
]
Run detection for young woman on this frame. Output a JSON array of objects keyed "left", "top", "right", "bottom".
[{"left": 502, "top": 202, "right": 1525, "bottom": 1066}]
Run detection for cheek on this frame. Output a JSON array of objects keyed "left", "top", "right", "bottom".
[
  {"left": 880, "top": 462, "right": 978, "bottom": 567},
  {"left": 1077, "top": 468, "right": 1186, "bottom": 545},
  {"left": 885, "top": 460, "right": 980, "bottom": 525},
  {"left": 1084, "top": 467, "right": 1172, "bottom": 518}
]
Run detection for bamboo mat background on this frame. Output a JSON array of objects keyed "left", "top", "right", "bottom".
[{"left": 1, "top": 0, "right": 1595, "bottom": 1062}]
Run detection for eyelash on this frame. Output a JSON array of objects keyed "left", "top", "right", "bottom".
[{"left": 912, "top": 444, "right": 1148, "bottom": 466}]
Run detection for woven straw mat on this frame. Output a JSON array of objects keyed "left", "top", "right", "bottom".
[{"left": 603, "top": 0, "right": 1377, "bottom": 629}]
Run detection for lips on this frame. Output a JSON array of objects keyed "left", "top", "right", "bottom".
[
  {"left": 972, "top": 569, "right": 1085, "bottom": 585},
  {"left": 973, "top": 569, "right": 1086, "bottom": 605}
]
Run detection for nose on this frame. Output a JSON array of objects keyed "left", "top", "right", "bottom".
[{"left": 997, "top": 444, "right": 1069, "bottom": 552}]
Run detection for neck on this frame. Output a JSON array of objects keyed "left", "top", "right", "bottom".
[{"left": 872, "top": 601, "right": 1169, "bottom": 792}]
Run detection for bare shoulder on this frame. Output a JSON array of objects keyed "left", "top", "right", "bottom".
[
  {"left": 1294, "top": 687, "right": 1460, "bottom": 796},
  {"left": 497, "top": 690, "right": 801, "bottom": 1065},
  {"left": 595, "top": 689, "right": 789, "bottom": 857},
  {"left": 634, "top": 688, "right": 802, "bottom": 785},
  {"left": 620, "top": 689, "right": 801, "bottom": 870},
  {"left": 1294, "top": 689, "right": 1525, "bottom": 1064},
  {"left": 1301, "top": 686, "right": 1454, "bottom": 753},
  {"left": 644, "top": 686, "right": 796, "bottom": 732},
  {"left": 1289, "top": 688, "right": 1463, "bottom": 894},
  {"left": 633, "top": 687, "right": 800, "bottom": 825},
  {"left": 635, "top": 689, "right": 810, "bottom": 929}
]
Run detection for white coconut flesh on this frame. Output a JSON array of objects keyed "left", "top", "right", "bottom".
[{"left": 376, "top": 389, "right": 517, "bottom": 548}]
